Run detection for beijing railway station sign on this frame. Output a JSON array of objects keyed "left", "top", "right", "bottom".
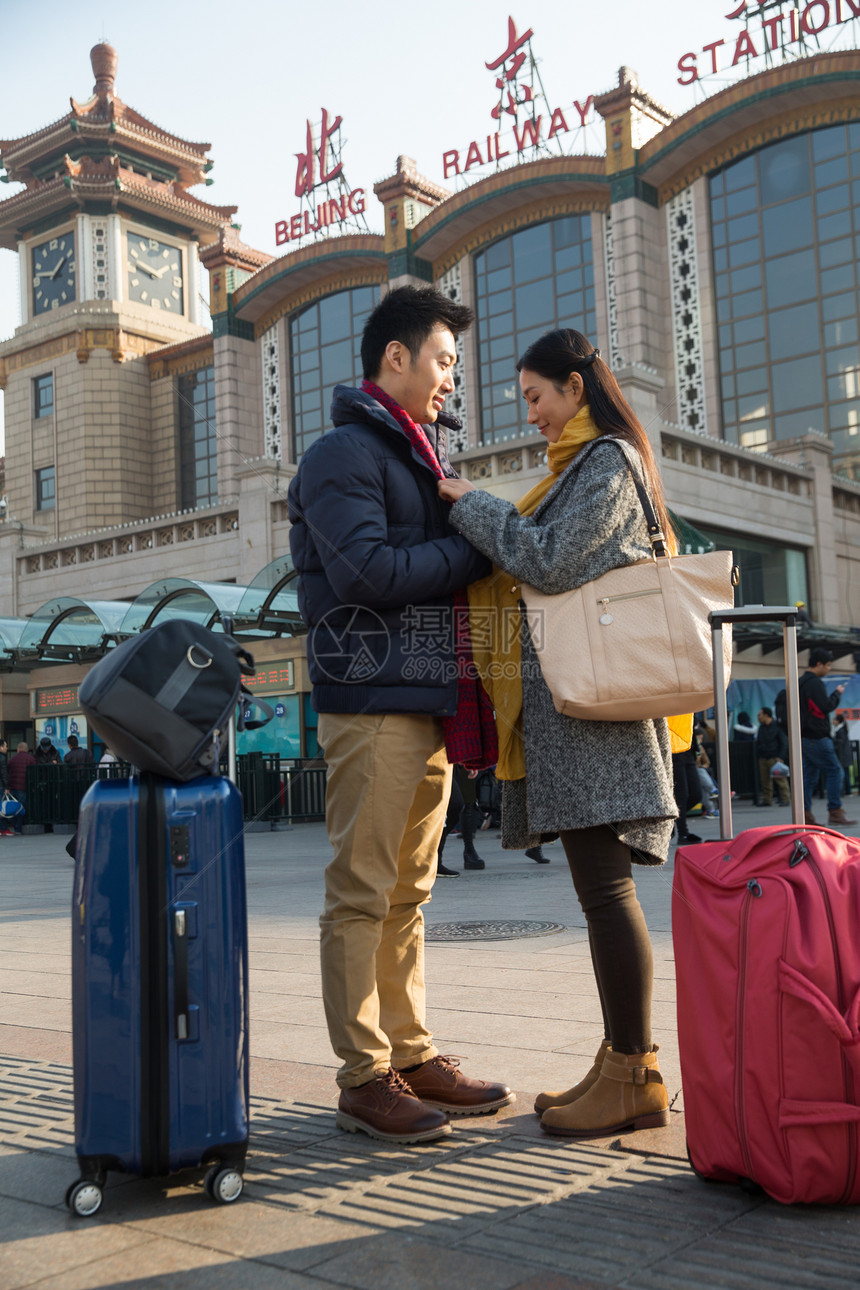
[
  {"left": 271, "top": 6, "right": 860, "bottom": 250},
  {"left": 440, "top": 16, "right": 597, "bottom": 181},
  {"left": 274, "top": 108, "right": 368, "bottom": 247},
  {"left": 678, "top": 0, "right": 860, "bottom": 84}
]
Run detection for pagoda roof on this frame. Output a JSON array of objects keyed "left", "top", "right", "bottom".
[
  {"left": 0, "top": 153, "right": 237, "bottom": 251},
  {"left": 0, "top": 96, "right": 212, "bottom": 189},
  {"left": 0, "top": 43, "right": 236, "bottom": 248},
  {"left": 1, "top": 43, "right": 213, "bottom": 189},
  {"left": 199, "top": 224, "right": 274, "bottom": 273}
]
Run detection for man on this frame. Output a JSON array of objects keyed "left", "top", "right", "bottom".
[
  {"left": 288, "top": 285, "right": 512, "bottom": 1144},
  {"left": 63, "top": 734, "right": 92, "bottom": 765},
  {"left": 800, "top": 648, "right": 856, "bottom": 827},
  {"left": 0, "top": 737, "right": 13, "bottom": 838},
  {"left": 755, "top": 707, "right": 790, "bottom": 807},
  {"left": 7, "top": 741, "right": 36, "bottom": 836}
]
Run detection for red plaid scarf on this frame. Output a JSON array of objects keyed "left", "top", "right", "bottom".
[{"left": 362, "top": 379, "right": 498, "bottom": 770}]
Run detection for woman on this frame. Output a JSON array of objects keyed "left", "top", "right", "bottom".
[{"left": 438, "top": 328, "right": 676, "bottom": 1139}]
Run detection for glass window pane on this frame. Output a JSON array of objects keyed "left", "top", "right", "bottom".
[
  {"left": 765, "top": 248, "right": 817, "bottom": 307},
  {"left": 768, "top": 302, "right": 819, "bottom": 361},
  {"left": 771, "top": 354, "right": 823, "bottom": 414},
  {"left": 759, "top": 135, "right": 810, "bottom": 205},
  {"left": 761, "top": 196, "right": 813, "bottom": 256},
  {"left": 724, "top": 156, "right": 756, "bottom": 192},
  {"left": 475, "top": 215, "right": 596, "bottom": 444},
  {"left": 816, "top": 184, "right": 849, "bottom": 216},
  {"left": 813, "top": 125, "right": 847, "bottom": 160}
]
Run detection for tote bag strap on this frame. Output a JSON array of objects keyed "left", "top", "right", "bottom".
[{"left": 606, "top": 438, "right": 668, "bottom": 558}]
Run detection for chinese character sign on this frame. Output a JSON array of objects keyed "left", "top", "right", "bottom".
[
  {"left": 294, "top": 108, "right": 344, "bottom": 198},
  {"left": 486, "top": 16, "right": 535, "bottom": 121}
]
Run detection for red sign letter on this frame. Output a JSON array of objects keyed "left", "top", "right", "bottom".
[
  {"left": 702, "top": 39, "right": 726, "bottom": 73},
  {"left": 677, "top": 52, "right": 699, "bottom": 85},
  {"left": 732, "top": 28, "right": 759, "bottom": 64},
  {"left": 274, "top": 220, "right": 289, "bottom": 245},
  {"left": 442, "top": 150, "right": 461, "bottom": 178},
  {"left": 573, "top": 97, "right": 594, "bottom": 128},
  {"left": 801, "top": 0, "right": 832, "bottom": 35}
]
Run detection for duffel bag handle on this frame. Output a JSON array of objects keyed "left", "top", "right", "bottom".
[
  {"left": 779, "top": 1099, "right": 860, "bottom": 1128},
  {"left": 237, "top": 686, "right": 275, "bottom": 731},
  {"left": 779, "top": 959, "right": 860, "bottom": 1045}
]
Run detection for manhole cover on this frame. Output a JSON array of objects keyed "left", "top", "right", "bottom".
[{"left": 425, "top": 920, "right": 565, "bottom": 942}]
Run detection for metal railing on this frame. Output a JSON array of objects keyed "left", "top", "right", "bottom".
[{"left": 22, "top": 757, "right": 327, "bottom": 829}]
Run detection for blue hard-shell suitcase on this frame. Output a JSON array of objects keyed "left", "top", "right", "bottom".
[{"left": 68, "top": 773, "right": 249, "bottom": 1216}]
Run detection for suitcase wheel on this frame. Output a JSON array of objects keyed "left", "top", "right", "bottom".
[
  {"left": 66, "top": 1179, "right": 104, "bottom": 1218},
  {"left": 204, "top": 1165, "right": 244, "bottom": 1205}
]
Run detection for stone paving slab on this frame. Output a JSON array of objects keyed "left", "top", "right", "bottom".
[{"left": 3, "top": 811, "right": 860, "bottom": 1288}]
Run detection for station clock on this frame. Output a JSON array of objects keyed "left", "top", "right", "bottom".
[
  {"left": 127, "top": 233, "right": 184, "bottom": 313},
  {"left": 32, "top": 232, "right": 77, "bottom": 312}
]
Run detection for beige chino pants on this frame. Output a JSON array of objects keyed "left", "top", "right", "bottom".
[{"left": 317, "top": 711, "right": 452, "bottom": 1088}]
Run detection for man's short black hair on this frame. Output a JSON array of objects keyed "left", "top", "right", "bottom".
[
  {"left": 759, "top": 706, "right": 773, "bottom": 718},
  {"left": 67, "top": 734, "right": 79, "bottom": 748},
  {"left": 361, "top": 285, "right": 474, "bottom": 380},
  {"left": 809, "top": 647, "right": 834, "bottom": 667}
]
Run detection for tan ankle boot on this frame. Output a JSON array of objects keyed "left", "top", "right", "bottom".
[
  {"left": 540, "top": 1045, "right": 669, "bottom": 1138},
  {"left": 533, "top": 1039, "right": 611, "bottom": 1115}
]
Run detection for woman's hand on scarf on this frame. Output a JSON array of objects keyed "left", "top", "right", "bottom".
[{"left": 438, "top": 477, "right": 475, "bottom": 502}]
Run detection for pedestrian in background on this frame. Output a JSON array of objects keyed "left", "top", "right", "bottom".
[
  {"left": 833, "top": 713, "right": 853, "bottom": 797},
  {"left": 63, "top": 734, "right": 92, "bottom": 765},
  {"left": 439, "top": 326, "right": 675, "bottom": 1140},
  {"left": 34, "top": 737, "right": 60, "bottom": 765},
  {"left": 800, "top": 648, "right": 855, "bottom": 827},
  {"left": 755, "top": 707, "right": 790, "bottom": 807},
  {"left": 7, "top": 741, "right": 35, "bottom": 836},
  {"left": 437, "top": 765, "right": 486, "bottom": 876},
  {"left": 732, "top": 711, "right": 756, "bottom": 741}
]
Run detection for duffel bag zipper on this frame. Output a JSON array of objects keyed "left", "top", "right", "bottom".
[
  {"left": 735, "top": 879, "right": 761, "bottom": 1182},
  {"left": 799, "top": 852, "right": 856, "bottom": 1204}
]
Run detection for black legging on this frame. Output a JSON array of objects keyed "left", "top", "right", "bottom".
[{"left": 560, "top": 825, "right": 654, "bottom": 1055}]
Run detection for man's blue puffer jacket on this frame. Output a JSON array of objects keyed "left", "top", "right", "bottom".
[{"left": 287, "top": 385, "right": 490, "bottom": 715}]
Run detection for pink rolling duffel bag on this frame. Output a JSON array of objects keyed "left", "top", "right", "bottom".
[{"left": 673, "top": 605, "right": 860, "bottom": 1205}]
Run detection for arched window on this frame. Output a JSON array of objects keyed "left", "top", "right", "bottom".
[
  {"left": 474, "top": 216, "right": 597, "bottom": 444},
  {"left": 711, "top": 123, "right": 860, "bottom": 476},
  {"left": 289, "top": 285, "right": 379, "bottom": 459}
]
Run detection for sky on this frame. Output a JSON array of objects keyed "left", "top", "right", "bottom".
[{"left": 1, "top": 0, "right": 857, "bottom": 451}]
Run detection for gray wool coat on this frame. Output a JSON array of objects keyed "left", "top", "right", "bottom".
[{"left": 450, "top": 437, "right": 678, "bottom": 866}]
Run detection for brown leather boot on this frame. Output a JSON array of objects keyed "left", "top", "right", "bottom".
[
  {"left": 336, "top": 1069, "right": 451, "bottom": 1143},
  {"left": 398, "top": 1055, "right": 514, "bottom": 1115},
  {"left": 804, "top": 811, "right": 817, "bottom": 826},
  {"left": 828, "top": 808, "right": 858, "bottom": 827},
  {"left": 540, "top": 1045, "right": 669, "bottom": 1138},
  {"left": 533, "top": 1039, "right": 611, "bottom": 1115}
]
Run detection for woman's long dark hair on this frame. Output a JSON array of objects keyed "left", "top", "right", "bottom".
[{"left": 517, "top": 328, "right": 676, "bottom": 553}]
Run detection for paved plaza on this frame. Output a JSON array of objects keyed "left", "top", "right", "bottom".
[{"left": 2, "top": 801, "right": 860, "bottom": 1289}]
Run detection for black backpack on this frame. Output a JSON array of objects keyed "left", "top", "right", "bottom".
[{"left": 79, "top": 620, "right": 271, "bottom": 781}]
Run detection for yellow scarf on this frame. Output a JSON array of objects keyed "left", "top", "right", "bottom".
[{"left": 467, "top": 406, "right": 692, "bottom": 779}]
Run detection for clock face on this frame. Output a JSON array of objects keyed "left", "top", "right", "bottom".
[
  {"left": 32, "top": 233, "right": 77, "bottom": 312},
  {"left": 127, "top": 234, "right": 184, "bottom": 313}
]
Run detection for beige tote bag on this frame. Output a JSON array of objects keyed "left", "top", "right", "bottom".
[{"left": 521, "top": 441, "right": 736, "bottom": 721}]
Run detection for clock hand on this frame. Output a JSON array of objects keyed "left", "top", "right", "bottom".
[
  {"left": 150, "top": 263, "right": 172, "bottom": 279},
  {"left": 130, "top": 259, "right": 159, "bottom": 278},
  {"left": 50, "top": 254, "right": 69, "bottom": 279}
]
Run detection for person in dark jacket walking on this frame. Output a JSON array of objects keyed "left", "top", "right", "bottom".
[
  {"left": 7, "top": 742, "right": 36, "bottom": 835},
  {"left": 34, "top": 737, "right": 60, "bottom": 765},
  {"left": 63, "top": 734, "right": 92, "bottom": 765},
  {"left": 755, "top": 707, "right": 790, "bottom": 806},
  {"left": 800, "top": 648, "right": 856, "bottom": 827},
  {"left": 833, "top": 714, "right": 854, "bottom": 796},
  {"left": 288, "top": 285, "right": 512, "bottom": 1145}
]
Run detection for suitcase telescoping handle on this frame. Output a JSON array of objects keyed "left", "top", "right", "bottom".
[{"left": 709, "top": 606, "right": 805, "bottom": 839}]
